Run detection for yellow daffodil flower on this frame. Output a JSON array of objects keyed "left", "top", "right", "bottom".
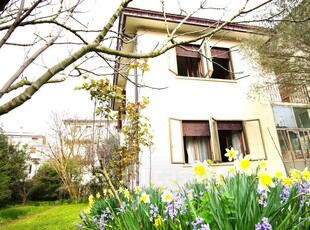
[
  {"left": 258, "top": 171, "right": 275, "bottom": 191},
  {"left": 235, "top": 155, "right": 252, "bottom": 173},
  {"left": 96, "top": 192, "right": 100, "bottom": 199},
  {"left": 259, "top": 161, "right": 267, "bottom": 169},
  {"left": 302, "top": 167, "right": 310, "bottom": 181},
  {"left": 139, "top": 192, "right": 150, "bottom": 203},
  {"left": 282, "top": 177, "right": 293, "bottom": 187},
  {"left": 161, "top": 190, "right": 173, "bottom": 203},
  {"left": 88, "top": 195, "right": 95, "bottom": 206},
  {"left": 154, "top": 215, "right": 163, "bottom": 228},
  {"left": 193, "top": 161, "right": 208, "bottom": 180},
  {"left": 275, "top": 171, "right": 283, "bottom": 180},
  {"left": 224, "top": 147, "right": 238, "bottom": 161},
  {"left": 229, "top": 167, "right": 235, "bottom": 175},
  {"left": 124, "top": 189, "right": 130, "bottom": 200}
]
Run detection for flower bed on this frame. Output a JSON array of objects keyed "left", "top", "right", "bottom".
[{"left": 78, "top": 150, "right": 310, "bottom": 230}]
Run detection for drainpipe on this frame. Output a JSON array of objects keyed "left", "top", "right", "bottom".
[{"left": 134, "top": 40, "right": 139, "bottom": 189}]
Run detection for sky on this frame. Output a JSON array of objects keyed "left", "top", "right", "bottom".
[{"left": 0, "top": 0, "right": 269, "bottom": 135}]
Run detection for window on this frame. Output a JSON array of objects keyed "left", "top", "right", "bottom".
[
  {"left": 169, "top": 42, "right": 234, "bottom": 80},
  {"left": 169, "top": 118, "right": 265, "bottom": 164},
  {"left": 211, "top": 47, "right": 233, "bottom": 80},
  {"left": 182, "top": 121, "right": 211, "bottom": 163},
  {"left": 176, "top": 46, "right": 203, "bottom": 77}
]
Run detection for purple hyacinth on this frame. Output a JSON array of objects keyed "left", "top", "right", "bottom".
[
  {"left": 163, "top": 193, "right": 187, "bottom": 220},
  {"left": 255, "top": 217, "right": 272, "bottom": 230},
  {"left": 191, "top": 216, "right": 210, "bottom": 230},
  {"left": 280, "top": 185, "right": 290, "bottom": 203}
]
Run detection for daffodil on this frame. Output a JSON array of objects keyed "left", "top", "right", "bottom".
[
  {"left": 224, "top": 147, "right": 238, "bottom": 161},
  {"left": 258, "top": 171, "right": 275, "bottom": 191},
  {"left": 235, "top": 155, "right": 252, "bottom": 173},
  {"left": 275, "top": 171, "right": 283, "bottom": 180},
  {"left": 154, "top": 215, "right": 163, "bottom": 228},
  {"left": 193, "top": 161, "right": 208, "bottom": 180},
  {"left": 289, "top": 169, "right": 301, "bottom": 182},
  {"left": 302, "top": 167, "right": 310, "bottom": 181},
  {"left": 282, "top": 177, "right": 293, "bottom": 187},
  {"left": 259, "top": 161, "right": 267, "bottom": 169},
  {"left": 229, "top": 167, "right": 235, "bottom": 175},
  {"left": 161, "top": 190, "right": 173, "bottom": 202},
  {"left": 88, "top": 195, "right": 95, "bottom": 206},
  {"left": 139, "top": 192, "right": 150, "bottom": 203},
  {"left": 135, "top": 187, "right": 141, "bottom": 194},
  {"left": 123, "top": 189, "right": 130, "bottom": 200},
  {"left": 84, "top": 207, "right": 91, "bottom": 214}
]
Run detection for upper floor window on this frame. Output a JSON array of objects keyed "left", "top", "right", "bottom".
[
  {"left": 170, "top": 42, "right": 234, "bottom": 80},
  {"left": 211, "top": 47, "right": 233, "bottom": 80},
  {"left": 176, "top": 46, "right": 203, "bottom": 77}
]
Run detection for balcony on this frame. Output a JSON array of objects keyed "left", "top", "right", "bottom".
[{"left": 268, "top": 84, "right": 310, "bottom": 104}]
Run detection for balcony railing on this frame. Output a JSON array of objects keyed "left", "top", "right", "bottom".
[{"left": 268, "top": 84, "right": 310, "bottom": 104}]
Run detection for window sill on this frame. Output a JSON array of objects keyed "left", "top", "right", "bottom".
[
  {"left": 175, "top": 76, "right": 237, "bottom": 84},
  {"left": 182, "top": 162, "right": 235, "bottom": 168}
]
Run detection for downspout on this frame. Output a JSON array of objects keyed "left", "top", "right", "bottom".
[{"left": 134, "top": 37, "right": 139, "bottom": 188}]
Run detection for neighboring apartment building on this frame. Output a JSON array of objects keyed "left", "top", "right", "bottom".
[
  {"left": 269, "top": 84, "right": 310, "bottom": 171},
  {"left": 62, "top": 119, "right": 118, "bottom": 173},
  {"left": 5, "top": 130, "right": 47, "bottom": 178},
  {"left": 112, "top": 8, "right": 288, "bottom": 187}
]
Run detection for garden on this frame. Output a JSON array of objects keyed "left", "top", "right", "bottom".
[{"left": 78, "top": 149, "right": 310, "bottom": 230}]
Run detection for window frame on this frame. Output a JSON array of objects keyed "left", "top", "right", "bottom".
[
  {"left": 168, "top": 41, "right": 234, "bottom": 80},
  {"left": 169, "top": 117, "right": 266, "bottom": 164}
]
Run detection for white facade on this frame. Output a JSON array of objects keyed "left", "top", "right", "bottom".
[
  {"left": 5, "top": 131, "right": 47, "bottom": 178},
  {"left": 114, "top": 8, "right": 287, "bottom": 187}
]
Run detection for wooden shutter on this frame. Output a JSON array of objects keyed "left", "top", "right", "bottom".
[
  {"left": 210, "top": 117, "right": 221, "bottom": 162},
  {"left": 168, "top": 48, "right": 178, "bottom": 75},
  {"left": 243, "top": 119, "right": 266, "bottom": 160},
  {"left": 201, "top": 41, "right": 213, "bottom": 78},
  {"left": 182, "top": 121, "right": 210, "bottom": 136},
  {"left": 169, "top": 118, "right": 185, "bottom": 163},
  {"left": 176, "top": 46, "right": 200, "bottom": 58},
  {"left": 211, "top": 47, "right": 230, "bottom": 59}
]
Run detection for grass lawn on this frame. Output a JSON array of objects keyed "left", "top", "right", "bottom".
[{"left": 0, "top": 203, "right": 87, "bottom": 230}]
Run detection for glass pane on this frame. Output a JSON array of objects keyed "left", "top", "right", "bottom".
[
  {"left": 299, "top": 131, "right": 310, "bottom": 158},
  {"left": 277, "top": 130, "right": 292, "bottom": 160},
  {"left": 196, "top": 136, "right": 210, "bottom": 162},
  {"left": 293, "top": 107, "right": 310, "bottom": 128},
  {"left": 289, "top": 131, "right": 304, "bottom": 159},
  {"left": 273, "top": 105, "right": 296, "bottom": 128},
  {"left": 184, "top": 136, "right": 210, "bottom": 163}
]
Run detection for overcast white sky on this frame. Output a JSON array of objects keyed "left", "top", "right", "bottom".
[{"left": 0, "top": 0, "right": 268, "bottom": 135}]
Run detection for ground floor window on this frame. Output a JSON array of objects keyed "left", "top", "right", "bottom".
[{"left": 169, "top": 118, "right": 266, "bottom": 164}]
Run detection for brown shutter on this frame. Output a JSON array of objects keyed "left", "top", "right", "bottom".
[
  {"left": 182, "top": 121, "right": 210, "bottom": 136},
  {"left": 211, "top": 47, "right": 230, "bottom": 59},
  {"left": 217, "top": 121, "right": 242, "bottom": 130},
  {"left": 176, "top": 46, "right": 200, "bottom": 58}
]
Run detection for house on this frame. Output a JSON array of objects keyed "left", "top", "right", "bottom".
[
  {"left": 113, "top": 7, "right": 289, "bottom": 187},
  {"left": 5, "top": 130, "right": 47, "bottom": 178}
]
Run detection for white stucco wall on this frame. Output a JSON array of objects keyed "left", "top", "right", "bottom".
[{"left": 124, "top": 29, "right": 286, "bottom": 188}]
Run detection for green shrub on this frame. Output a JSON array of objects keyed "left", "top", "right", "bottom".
[{"left": 0, "top": 208, "right": 29, "bottom": 220}]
